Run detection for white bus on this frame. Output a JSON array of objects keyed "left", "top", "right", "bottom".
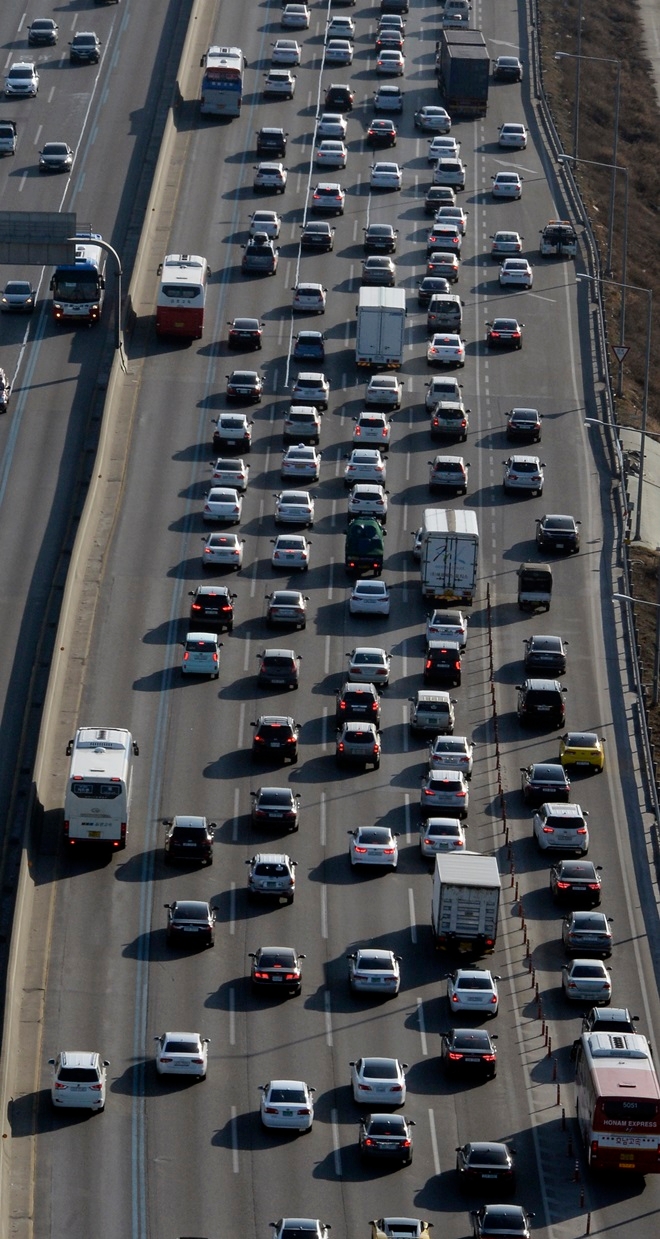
[
  {"left": 155, "top": 253, "right": 210, "bottom": 340},
  {"left": 575, "top": 1031, "right": 660, "bottom": 1174},
  {"left": 64, "top": 727, "right": 139, "bottom": 850}
]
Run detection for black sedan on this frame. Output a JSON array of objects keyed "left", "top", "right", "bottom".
[
  {"left": 506, "top": 407, "right": 542, "bottom": 441},
  {"left": 550, "top": 859, "right": 602, "bottom": 906},
  {"left": 225, "top": 371, "right": 262, "bottom": 402},
  {"left": 493, "top": 56, "right": 523, "bottom": 82},
  {"left": 536, "top": 513, "right": 581, "bottom": 553},
  {"left": 441, "top": 1028, "right": 497, "bottom": 1078},
  {"left": 164, "top": 900, "right": 217, "bottom": 947},
  {"left": 520, "top": 762, "right": 570, "bottom": 805},
  {"left": 300, "top": 221, "right": 335, "bottom": 251},
  {"left": 485, "top": 318, "right": 523, "bottom": 349},
  {"left": 456, "top": 1142, "right": 516, "bottom": 1193},
  {"left": 249, "top": 945, "right": 304, "bottom": 995},
  {"left": 359, "top": 1113, "right": 414, "bottom": 1164},
  {"left": 366, "top": 118, "right": 398, "bottom": 147},
  {"left": 471, "top": 1206, "right": 533, "bottom": 1239},
  {"left": 228, "top": 317, "right": 263, "bottom": 349},
  {"left": 364, "top": 224, "right": 398, "bottom": 253},
  {"left": 562, "top": 911, "right": 613, "bottom": 957},
  {"left": 251, "top": 786, "right": 301, "bottom": 830}
]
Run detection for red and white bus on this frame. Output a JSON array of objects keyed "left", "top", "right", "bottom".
[
  {"left": 155, "top": 253, "right": 210, "bottom": 339},
  {"left": 575, "top": 1031, "right": 660, "bottom": 1173},
  {"left": 200, "top": 46, "right": 245, "bottom": 117}
]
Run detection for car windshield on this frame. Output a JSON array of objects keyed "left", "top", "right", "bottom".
[
  {"left": 572, "top": 915, "right": 607, "bottom": 930},
  {"left": 453, "top": 1031, "right": 491, "bottom": 1047},
  {"left": 566, "top": 733, "right": 598, "bottom": 746},
  {"left": 368, "top": 1118, "right": 405, "bottom": 1134},
  {"left": 254, "top": 863, "right": 289, "bottom": 877},
  {"left": 258, "top": 789, "right": 293, "bottom": 804},
  {"left": 546, "top": 815, "right": 583, "bottom": 829},
  {"left": 468, "top": 1146, "right": 508, "bottom": 1164},
  {"left": 58, "top": 1067, "right": 99, "bottom": 1082},
  {"left": 356, "top": 828, "right": 390, "bottom": 842},
  {"left": 171, "top": 825, "right": 207, "bottom": 841},
  {"left": 164, "top": 1039, "right": 199, "bottom": 1054},
  {"left": 259, "top": 951, "right": 296, "bottom": 968},
  {"left": 174, "top": 903, "right": 209, "bottom": 920},
  {"left": 357, "top": 953, "right": 393, "bottom": 971},
  {"left": 354, "top": 652, "right": 383, "bottom": 664},
  {"left": 572, "top": 965, "right": 605, "bottom": 977},
  {"left": 457, "top": 976, "right": 491, "bottom": 990},
  {"left": 428, "top": 822, "right": 460, "bottom": 836},
  {"left": 363, "top": 1059, "right": 398, "bottom": 1077},
  {"left": 269, "top": 1087, "right": 306, "bottom": 1102}
]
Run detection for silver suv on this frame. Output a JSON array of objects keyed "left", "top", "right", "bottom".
[
  {"left": 246, "top": 852, "right": 297, "bottom": 902},
  {"left": 336, "top": 721, "right": 381, "bottom": 769}
]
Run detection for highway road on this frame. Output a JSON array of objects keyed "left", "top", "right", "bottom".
[
  {"left": 0, "top": 0, "right": 189, "bottom": 846},
  {"left": 18, "top": 2, "right": 660, "bottom": 1239}
]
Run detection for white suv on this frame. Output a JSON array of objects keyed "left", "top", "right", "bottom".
[{"left": 49, "top": 1050, "right": 109, "bottom": 1110}]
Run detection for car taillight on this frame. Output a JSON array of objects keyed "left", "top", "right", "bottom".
[
  {"left": 490, "top": 995, "right": 498, "bottom": 1004},
  {"left": 588, "top": 883, "right": 600, "bottom": 890},
  {"left": 284, "top": 973, "right": 297, "bottom": 980},
  {"left": 556, "top": 880, "right": 570, "bottom": 889},
  {"left": 577, "top": 827, "right": 587, "bottom": 834},
  {"left": 191, "top": 1058, "right": 204, "bottom": 1064},
  {"left": 54, "top": 1082, "right": 68, "bottom": 1090},
  {"left": 483, "top": 1053, "right": 496, "bottom": 1062},
  {"left": 265, "top": 1107, "right": 279, "bottom": 1114},
  {"left": 338, "top": 742, "right": 345, "bottom": 752},
  {"left": 456, "top": 791, "right": 466, "bottom": 798},
  {"left": 90, "top": 1083, "right": 103, "bottom": 1091},
  {"left": 297, "top": 1108, "right": 311, "bottom": 1115},
  {"left": 448, "top": 1051, "right": 463, "bottom": 1061},
  {"left": 254, "top": 735, "right": 265, "bottom": 744},
  {"left": 383, "top": 847, "right": 395, "bottom": 855},
  {"left": 286, "top": 735, "right": 296, "bottom": 744},
  {"left": 354, "top": 845, "right": 368, "bottom": 854},
  {"left": 425, "top": 660, "right": 432, "bottom": 670},
  {"left": 192, "top": 603, "right": 202, "bottom": 612},
  {"left": 253, "top": 971, "right": 269, "bottom": 979},
  {"left": 358, "top": 1083, "right": 371, "bottom": 1091},
  {"left": 402, "top": 1139, "right": 411, "bottom": 1147},
  {"left": 451, "top": 994, "right": 459, "bottom": 1002},
  {"left": 543, "top": 825, "right": 555, "bottom": 833}
]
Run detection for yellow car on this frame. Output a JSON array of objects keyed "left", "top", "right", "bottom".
[{"left": 559, "top": 732, "right": 605, "bottom": 772}]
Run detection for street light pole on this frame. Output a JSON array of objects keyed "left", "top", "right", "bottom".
[
  {"left": 578, "top": 274, "right": 653, "bottom": 540},
  {"left": 613, "top": 586, "right": 660, "bottom": 706},
  {"left": 554, "top": 52, "right": 621, "bottom": 271},
  {"left": 560, "top": 156, "right": 629, "bottom": 391}
]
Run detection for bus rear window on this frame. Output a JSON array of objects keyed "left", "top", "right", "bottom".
[
  {"left": 602, "top": 1099, "right": 659, "bottom": 1123},
  {"left": 161, "top": 284, "right": 199, "bottom": 300}
]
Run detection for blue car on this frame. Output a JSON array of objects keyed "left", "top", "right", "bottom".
[{"left": 293, "top": 331, "right": 325, "bottom": 362}]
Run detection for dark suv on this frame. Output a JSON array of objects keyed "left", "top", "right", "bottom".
[
  {"left": 335, "top": 681, "right": 381, "bottom": 725},
  {"left": 163, "top": 815, "right": 215, "bottom": 866},
  {"left": 188, "top": 585, "right": 236, "bottom": 632},
  {"left": 424, "top": 641, "right": 462, "bottom": 687},
  {"left": 324, "top": 83, "right": 354, "bottom": 110},
  {"left": 256, "top": 127, "right": 287, "bottom": 156},
  {"left": 251, "top": 715, "right": 299, "bottom": 763},
  {"left": 516, "top": 678, "right": 566, "bottom": 727},
  {"left": 257, "top": 649, "right": 300, "bottom": 689}
]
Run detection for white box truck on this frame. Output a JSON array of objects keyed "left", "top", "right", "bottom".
[
  {"left": 431, "top": 853, "right": 501, "bottom": 954},
  {"left": 355, "top": 287, "right": 406, "bottom": 367},
  {"left": 420, "top": 508, "right": 479, "bottom": 604}
]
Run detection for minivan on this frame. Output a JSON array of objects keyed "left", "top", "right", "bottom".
[{"left": 427, "top": 294, "right": 463, "bottom": 333}]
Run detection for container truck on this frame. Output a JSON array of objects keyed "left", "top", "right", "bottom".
[
  {"left": 431, "top": 852, "right": 501, "bottom": 954},
  {"left": 438, "top": 31, "right": 490, "bottom": 116},
  {"left": 355, "top": 287, "right": 406, "bottom": 368},
  {"left": 420, "top": 508, "right": 479, "bottom": 605}
]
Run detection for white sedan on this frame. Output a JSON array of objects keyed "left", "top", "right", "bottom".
[
  {"left": 154, "top": 1031, "right": 209, "bottom": 1079},
  {"left": 370, "top": 161, "right": 402, "bottom": 189},
  {"left": 271, "top": 39, "right": 301, "bottom": 65},
  {"left": 348, "top": 825, "right": 399, "bottom": 868},
  {"left": 415, "top": 105, "right": 452, "bottom": 132},
  {"left": 281, "top": 4, "right": 310, "bottom": 29},
  {"left": 498, "top": 122, "right": 527, "bottom": 149},
  {"left": 435, "top": 205, "right": 468, "bottom": 234},
  {"left": 428, "top": 135, "right": 460, "bottom": 161},
  {"left": 249, "top": 209, "right": 282, "bottom": 238},
  {"left": 274, "top": 490, "right": 315, "bottom": 526},
  {"left": 562, "top": 959, "right": 612, "bottom": 1005},
  {"left": 210, "top": 457, "right": 249, "bottom": 491},
  {"left": 271, "top": 534, "right": 310, "bottom": 570},
  {"left": 447, "top": 968, "right": 500, "bottom": 1016},
  {"left": 377, "top": 49, "right": 405, "bottom": 75},
  {"left": 316, "top": 112, "right": 347, "bottom": 139},
  {"left": 419, "top": 817, "right": 467, "bottom": 857},
  {"left": 260, "top": 1079, "right": 315, "bottom": 1130},
  {"left": 315, "top": 139, "right": 347, "bottom": 167},
  {"left": 365, "top": 374, "right": 402, "bottom": 408},
  {"left": 325, "top": 38, "right": 353, "bottom": 64},
  {"left": 347, "top": 646, "right": 391, "bottom": 685},
  {"left": 203, "top": 487, "right": 242, "bottom": 523},
  {"left": 202, "top": 532, "right": 244, "bottom": 569},
  {"left": 491, "top": 229, "right": 523, "bottom": 257},
  {"left": 425, "top": 608, "right": 468, "bottom": 647},
  {"left": 500, "top": 258, "right": 533, "bottom": 288},
  {"left": 350, "top": 1057, "right": 407, "bottom": 1105},
  {"left": 281, "top": 444, "right": 321, "bottom": 480},
  {"left": 428, "top": 735, "right": 474, "bottom": 776},
  {"left": 344, "top": 449, "right": 387, "bottom": 486},
  {"left": 349, "top": 579, "right": 391, "bottom": 615},
  {"left": 427, "top": 333, "right": 465, "bottom": 367},
  {"left": 492, "top": 172, "right": 523, "bottom": 199}
]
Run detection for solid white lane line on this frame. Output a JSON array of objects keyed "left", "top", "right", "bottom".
[
  {"left": 331, "top": 1108, "right": 342, "bottom": 1176},
  {"left": 229, "top": 881, "right": 236, "bottom": 936},
  {"left": 229, "top": 986, "right": 235, "bottom": 1046},
  {"left": 231, "top": 1106, "right": 239, "bottom": 1172},
  {"left": 408, "top": 886, "right": 417, "bottom": 945},
  {"left": 429, "top": 1107, "right": 441, "bottom": 1175},
  {"left": 416, "top": 997, "right": 428, "bottom": 1056},
  {"left": 324, "top": 989, "right": 333, "bottom": 1048},
  {"left": 232, "top": 787, "right": 240, "bottom": 843}
]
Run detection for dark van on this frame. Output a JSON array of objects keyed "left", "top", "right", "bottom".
[
  {"left": 345, "top": 517, "right": 385, "bottom": 576},
  {"left": 424, "top": 640, "right": 462, "bottom": 687}
]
